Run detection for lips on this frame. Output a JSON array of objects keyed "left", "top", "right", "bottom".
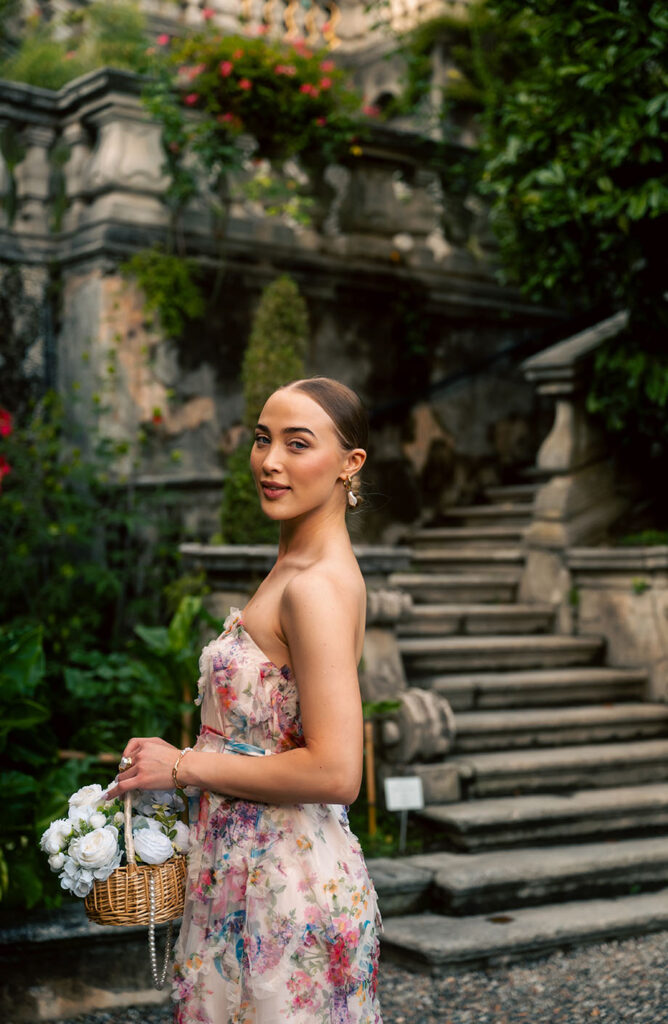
[{"left": 261, "top": 481, "right": 290, "bottom": 499}]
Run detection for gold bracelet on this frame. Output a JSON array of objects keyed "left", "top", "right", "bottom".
[{"left": 172, "top": 746, "right": 193, "bottom": 789}]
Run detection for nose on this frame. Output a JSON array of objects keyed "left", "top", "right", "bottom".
[{"left": 257, "top": 440, "right": 283, "bottom": 475}]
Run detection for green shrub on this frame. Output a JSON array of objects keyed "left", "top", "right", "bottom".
[
  {"left": 220, "top": 275, "right": 308, "bottom": 543},
  {"left": 121, "top": 247, "right": 205, "bottom": 339}
]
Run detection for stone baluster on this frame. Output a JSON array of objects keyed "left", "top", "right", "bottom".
[
  {"left": 61, "top": 120, "right": 92, "bottom": 232},
  {"left": 81, "top": 96, "right": 170, "bottom": 227},
  {"left": 519, "top": 311, "right": 630, "bottom": 618},
  {"left": 14, "top": 125, "right": 55, "bottom": 234},
  {"left": 0, "top": 119, "right": 11, "bottom": 229}
]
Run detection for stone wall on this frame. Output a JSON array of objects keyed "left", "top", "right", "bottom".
[{"left": 0, "top": 67, "right": 560, "bottom": 541}]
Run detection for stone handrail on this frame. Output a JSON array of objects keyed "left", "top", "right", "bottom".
[{"left": 519, "top": 311, "right": 631, "bottom": 615}]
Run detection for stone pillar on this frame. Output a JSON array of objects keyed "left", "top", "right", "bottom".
[
  {"left": 81, "top": 97, "right": 170, "bottom": 226},
  {"left": 61, "top": 120, "right": 92, "bottom": 232},
  {"left": 519, "top": 312, "right": 630, "bottom": 619},
  {"left": 14, "top": 125, "right": 55, "bottom": 234},
  {"left": 0, "top": 118, "right": 11, "bottom": 229}
]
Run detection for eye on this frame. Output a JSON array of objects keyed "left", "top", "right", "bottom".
[
  {"left": 289, "top": 439, "right": 309, "bottom": 451},
  {"left": 254, "top": 433, "right": 270, "bottom": 446}
]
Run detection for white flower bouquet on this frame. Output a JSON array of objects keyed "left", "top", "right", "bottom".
[{"left": 40, "top": 783, "right": 190, "bottom": 900}]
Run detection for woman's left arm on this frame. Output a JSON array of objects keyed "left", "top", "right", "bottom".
[{"left": 107, "top": 572, "right": 364, "bottom": 806}]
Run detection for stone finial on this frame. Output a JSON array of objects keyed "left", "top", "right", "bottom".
[
  {"left": 14, "top": 125, "right": 56, "bottom": 234},
  {"left": 380, "top": 688, "right": 456, "bottom": 763}
]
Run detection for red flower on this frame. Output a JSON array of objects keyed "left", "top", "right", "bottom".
[
  {"left": 320, "top": 59, "right": 335, "bottom": 72},
  {"left": 0, "top": 409, "right": 12, "bottom": 438},
  {"left": 233, "top": 48, "right": 244, "bottom": 59},
  {"left": 0, "top": 455, "right": 11, "bottom": 488},
  {"left": 315, "top": 116, "right": 327, "bottom": 127},
  {"left": 300, "top": 82, "right": 319, "bottom": 96},
  {"left": 274, "top": 64, "right": 297, "bottom": 76},
  {"left": 152, "top": 408, "right": 163, "bottom": 425},
  {"left": 363, "top": 104, "right": 380, "bottom": 117},
  {"left": 239, "top": 78, "right": 252, "bottom": 90},
  {"left": 157, "top": 33, "right": 170, "bottom": 45},
  {"left": 184, "top": 93, "right": 199, "bottom": 106},
  {"left": 219, "top": 60, "right": 234, "bottom": 77},
  {"left": 319, "top": 77, "right": 332, "bottom": 90},
  {"left": 202, "top": 6, "right": 215, "bottom": 19}
]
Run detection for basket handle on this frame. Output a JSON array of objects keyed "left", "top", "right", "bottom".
[{"left": 124, "top": 790, "right": 136, "bottom": 865}]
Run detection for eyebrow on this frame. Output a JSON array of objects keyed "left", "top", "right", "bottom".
[{"left": 255, "top": 423, "right": 317, "bottom": 438}]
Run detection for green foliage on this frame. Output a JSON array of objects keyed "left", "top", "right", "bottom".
[
  {"left": 478, "top": 0, "right": 668, "bottom": 322},
  {"left": 0, "top": 3, "right": 151, "bottom": 89},
  {"left": 620, "top": 530, "right": 668, "bottom": 547},
  {"left": 219, "top": 275, "right": 307, "bottom": 543},
  {"left": 219, "top": 441, "right": 279, "bottom": 544},
  {"left": 121, "top": 247, "right": 205, "bottom": 339},
  {"left": 587, "top": 336, "right": 668, "bottom": 454},
  {"left": 631, "top": 578, "right": 650, "bottom": 596},
  {"left": 0, "top": 392, "right": 180, "bottom": 657},
  {"left": 241, "top": 275, "right": 308, "bottom": 429}
]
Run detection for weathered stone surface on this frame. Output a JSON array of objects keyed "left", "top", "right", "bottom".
[
  {"left": 397, "top": 602, "right": 554, "bottom": 637},
  {"left": 381, "top": 890, "right": 668, "bottom": 970},
  {"left": 428, "top": 666, "right": 648, "bottom": 711},
  {"left": 360, "top": 626, "right": 408, "bottom": 703},
  {"left": 366, "top": 857, "right": 433, "bottom": 916},
  {"left": 380, "top": 687, "right": 456, "bottom": 762},
  {"left": 389, "top": 570, "right": 520, "bottom": 604},
  {"left": 421, "top": 782, "right": 668, "bottom": 849},
  {"left": 399, "top": 633, "right": 603, "bottom": 675}
]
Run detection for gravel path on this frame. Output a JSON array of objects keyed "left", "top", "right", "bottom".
[{"left": 54, "top": 930, "right": 668, "bottom": 1024}]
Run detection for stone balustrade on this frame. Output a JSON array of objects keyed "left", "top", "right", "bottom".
[{"left": 519, "top": 310, "right": 631, "bottom": 621}]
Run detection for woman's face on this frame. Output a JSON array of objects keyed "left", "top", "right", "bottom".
[{"left": 250, "top": 388, "right": 360, "bottom": 521}]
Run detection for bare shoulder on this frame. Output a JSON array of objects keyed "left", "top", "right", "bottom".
[{"left": 280, "top": 557, "right": 366, "bottom": 652}]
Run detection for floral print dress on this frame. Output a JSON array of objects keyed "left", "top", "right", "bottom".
[{"left": 173, "top": 608, "right": 382, "bottom": 1024}]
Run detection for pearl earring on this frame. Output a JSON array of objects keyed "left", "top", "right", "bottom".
[{"left": 344, "top": 477, "right": 358, "bottom": 507}]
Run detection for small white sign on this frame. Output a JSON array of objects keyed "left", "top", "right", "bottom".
[{"left": 384, "top": 776, "right": 424, "bottom": 812}]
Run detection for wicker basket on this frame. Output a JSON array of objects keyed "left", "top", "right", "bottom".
[{"left": 84, "top": 791, "right": 186, "bottom": 927}]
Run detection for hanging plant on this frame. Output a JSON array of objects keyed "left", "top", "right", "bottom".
[{"left": 144, "top": 29, "right": 370, "bottom": 210}]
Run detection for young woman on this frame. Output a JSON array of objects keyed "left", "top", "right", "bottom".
[{"left": 107, "top": 377, "right": 382, "bottom": 1023}]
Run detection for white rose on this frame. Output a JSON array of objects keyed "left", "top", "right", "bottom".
[
  {"left": 113, "top": 811, "right": 125, "bottom": 826},
  {"left": 89, "top": 812, "right": 107, "bottom": 829},
  {"left": 133, "top": 828, "right": 174, "bottom": 865},
  {"left": 171, "top": 820, "right": 190, "bottom": 854},
  {"left": 68, "top": 784, "right": 106, "bottom": 824},
  {"left": 68, "top": 825, "right": 121, "bottom": 879},
  {"left": 48, "top": 852, "right": 66, "bottom": 871},
  {"left": 40, "top": 818, "right": 73, "bottom": 855}
]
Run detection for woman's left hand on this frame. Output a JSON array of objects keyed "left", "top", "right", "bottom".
[{"left": 105, "top": 736, "right": 181, "bottom": 800}]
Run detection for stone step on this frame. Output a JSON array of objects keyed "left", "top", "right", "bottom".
[
  {"left": 369, "top": 836, "right": 668, "bottom": 917},
  {"left": 420, "top": 782, "right": 668, "bottom": 850},
  {"left": 380, "top": 890, "right": 668, "bottom": 970},
  {"left": 410, "top": 525, "right": 527, "bottom": 547},
  {"left": 411, "top": 547, "right": 525, "bottom": 573},
  {"left": 399, "top": 634, "right": 604, "bottom": 676},
  {"left": 426, "top": 666, "right": 648, "bottom": 711},
  {"left": 484, "top": 483, "right": 538, "bottom": 504},
  {"left": 446, "top": 738, "right": 668, "bottom": 798},
  {"left": 389, "top": 571, "right": 520, "bottom": 604},
  {"left": 442, "top": 504, "right": 532, "bottom": 527},
  {"left": 453, "top": 702, "right": 668, "bottom": 752},
  {"left": 397, "top": 603, "right": 555, "bottom": 637}
]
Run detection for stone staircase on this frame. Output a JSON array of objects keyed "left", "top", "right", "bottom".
[{"left": 369, "top": 483, "right": 668, "bottom": 970}]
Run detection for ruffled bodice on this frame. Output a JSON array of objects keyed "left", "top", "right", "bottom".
[
  {"left": 172, "top": 608, "right": 382, "bottom": 1024},
  {"left": 195, "top": 608, "right": 303, "bottom": 754}
]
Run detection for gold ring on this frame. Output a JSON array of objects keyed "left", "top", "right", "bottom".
[{"left": 119, "top": 755, "right": 133, "bottom": 771}]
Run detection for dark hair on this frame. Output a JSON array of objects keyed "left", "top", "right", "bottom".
[{"left": 284, "top": 377, "right": 368, "bottom": 452}]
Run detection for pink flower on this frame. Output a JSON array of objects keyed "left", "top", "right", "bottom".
[
  {"left": 363, "top": 104, "right": 381, "bottom": 117},
  {"left": 64, "top": 50, "right": 76, "bottom": 61},
  {"left": 157, "top": 33, "right": 170, "bottom": 45},
  {"left": 219, "top": 60, "right": 234, "bottom": 77},
  {"left": 0, "top": 410, "right": 12, "bottom": 438},
  {"left": 300, "top": 82, "right": 315, "bottom": 95},
  {"left": 255, "top": 24, "right": 269, "bottom": 35},
  {"left": 315, "top": 116, "right": 327, "bottom": 126},
  {"left": 202, "top": 6, "right": 215, "bottom": 19},
  {"left": 233, "top": 48, "right": 244, "bottom": 58},
  {"left": 274, "top": 64, "right": 297, "bottom": 76},
  {"left": 184, "top": 93, "right": 199, "bottom": 105},
  {"left": 319, "top": 77, "right": 332, "bottom": 90},
  {"left": 189, "top": 63, "right": 207, "bottom": 79},
  {"left": 239, "top": 78, "right": 252, "bottom": 90},
  {"left": 320, "top": 59, "right": 335, "bottom": 72}
]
